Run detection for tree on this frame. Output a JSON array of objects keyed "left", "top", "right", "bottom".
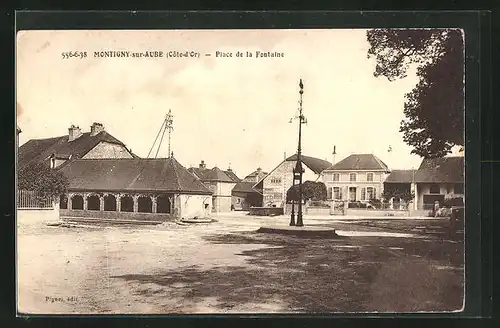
[
  {"left": 382, "top": 189, "right": 415, "bottom": 204},
  {"left": 286, "top": 181, "right": 327, "bottom": 202},
  {"left": 18, "top": 162, "right": 69, "bottom": 199},
  {"left": 367, "top": 29, "right": 464, "bottom": 158}
]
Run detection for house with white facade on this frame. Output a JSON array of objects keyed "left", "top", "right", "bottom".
[
  {"left": 322, "top": 154, "right": 390, "bottom": 203},
  {"left": 254, "top": 154, "right": 331, "bottom": 207},
  {"left": 188, "top": 161, "right": 237, "bottom": 212}
]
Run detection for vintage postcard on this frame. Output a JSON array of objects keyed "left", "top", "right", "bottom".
[{"left": 16, "top": 28, "right": 465, "bottom": 314}]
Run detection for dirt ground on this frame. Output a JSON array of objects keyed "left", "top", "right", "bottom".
[{"left": 17, "top": 213, "right": 464, "bottom": 314}]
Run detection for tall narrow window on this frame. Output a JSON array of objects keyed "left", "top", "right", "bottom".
[
  {"left": 327, "top": 187, "right": 332, "bottom": 200},
  {"left": 332, "top": 173, "right": 340, "bottom": 182},
  {"left": 361, "top": 188, "right": 366, "bottom": 200},
  {"left": 367, "top": 173, "right": 374, "bottom": 182},
  {"left": 333, "top": 187, "right": 341, "bottom": 200},
  {"left": 349, "top": 173, "right": 356, "bottom": 182},
  {"left": 367, "top": 187, "right": 374, "bottom": 200}
]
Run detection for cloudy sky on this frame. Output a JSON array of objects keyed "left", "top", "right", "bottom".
[{"left": 17, "top": 29, "right": 432, "bottom": 177}]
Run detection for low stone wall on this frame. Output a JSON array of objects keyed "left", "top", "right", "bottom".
[
  {"left": 60, "top": 209, "right": 175, "bottom": 222},
  {"left": 17, "top": 203, "right": 60, "bottom": 224},
  {"left": 248, "top": 207, "right": 284, "bottom": 216}
]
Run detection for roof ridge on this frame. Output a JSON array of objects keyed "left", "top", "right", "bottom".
[{"left": 170, "top": 158, "right": 183, "bottom": 191}]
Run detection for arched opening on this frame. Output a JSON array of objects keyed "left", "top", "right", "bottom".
[
  {"left": 104, "top": 194, "right": 117, "bottom": 211},
  {"left": 71, "top": 195, "right": 83, "bottom": 210},
  {"left": 59, "top": 194, "right": 68, "bottom": 209},
  {"left": 138, "top": 196, "right": 152, "bottom": 213},
  {"left": 157, "top": 194, "right": 171, "bottom": 214},
  {"left": 120, "top": 195, "right": 134, "bottom": 212},
  {"left": 87, "top": 195, "right": 100, "bottom": 211}
]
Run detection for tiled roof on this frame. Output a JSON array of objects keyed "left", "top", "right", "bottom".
[
  {"left": 285, "top": 154, "right": 332, "bottom": 174},
  {"left": 203, "top": 167, "right": 235, "bottom": 182},
  {"left": 18, "top": 131, "right": 128, "bottom": 169},
  {"left": 244, "top": 168, "right": 268, "bottom": 181},
  {"left": 326, "top": 154, "right": 389, "bottom": 171},
  {"left": 232, "top": 181, "right": 261, "bottom": 194},
  {"left": 385, "top": 170, "right": 415, "bottom": 183},
  {"left": 415, "top": 156, "right": 464, "bottom": 183},
  {"left": 60, "top": 157, "right": 212, "bottom": 194},
  {"left": 188, "top": 166, "right": 234, "bottom": 182},
  {"left": 224, "top": 170, "right": 241, "bottom": 182},
  {"left": 383, "top": 157, "right": 464, "bottom": 184}
]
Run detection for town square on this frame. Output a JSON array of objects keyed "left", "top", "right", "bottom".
[{"left": 16, "top": 28, "right": 464, "bottom": 314}]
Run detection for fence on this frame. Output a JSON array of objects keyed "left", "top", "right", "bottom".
[{"left": 17, "top": 190, "right": 53, "bottom": 209}]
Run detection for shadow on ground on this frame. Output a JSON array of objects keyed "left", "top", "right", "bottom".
[{"left": 112, "top": 227, "right": 464, "bottom": 313}]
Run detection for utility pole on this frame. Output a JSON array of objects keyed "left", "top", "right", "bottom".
[{"left": 166, "top": 109, "right": 174, "bottom": 158}]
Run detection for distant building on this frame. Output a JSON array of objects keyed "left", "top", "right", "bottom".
[
  {"left": 18, "top": 122, "right": 137, "bottom": 169},
  {"left": 231, "top": 181, "right": 263, "bottom": 211},
  {"left": 188, "top": 161, "right": 237, "bottom": 212},
  {"left": 255, "top": 154, "right": 331, "bottom": 207},
  {"left": 384, "top": 156, "right": 464, "bottom": 210},
  {"left": 224, "top": 168, "right": 241, "bottom": 183},
  {"left": 242, "top": 167, "right": 268, "bottom": 183},
  {"left": 59, "top": 157, "right": 213, "bottom": 221},
  {"left": 322, "top": 154, "right": 390, "bottom": 202}
]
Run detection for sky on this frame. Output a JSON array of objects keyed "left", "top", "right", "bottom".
[{"left": 16, "top": 29, "right": 446, "bottom": 178}]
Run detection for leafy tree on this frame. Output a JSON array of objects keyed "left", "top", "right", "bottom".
[
  {"left": 367, "top": 29, "right": 464, "bottom": 158},
  {"left": 286, "top": 181, "right": 327, "bottom": 202},
  {"left": 18, "top": 162, "right": 69, "bottom": 199},
  {"left": 382, "top": 189, "right": 415, "bottom": 204}
]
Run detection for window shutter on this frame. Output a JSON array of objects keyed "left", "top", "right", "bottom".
[{"left": 373, "top": 188, "right": 377, "bottom": 199}]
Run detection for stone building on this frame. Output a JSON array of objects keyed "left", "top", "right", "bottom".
[
  {"left": 322, "top": 154, "right": 390, "bottom": 202},
  {"left": 254, "top": 154, "right": 331, "bottom": 207},
  {"left": 18, "top": 122, "right": 137, "bottom": 170},
  {"left": 59, "top": 157, "right": 213, "bottom": 221},
  {"left": 188, "top": 161, "right": 237, "bottom": 212},
  {"left": 384, "top": 156, "right": 464, "bottom": 210}
]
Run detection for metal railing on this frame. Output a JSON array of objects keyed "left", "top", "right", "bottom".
[{"left": 17, "top": 190, "right": 53, "bottom": 209}]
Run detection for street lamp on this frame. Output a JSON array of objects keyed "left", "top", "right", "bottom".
[{"left": 289, "top": 79, "right": 306, "bottom": 227}]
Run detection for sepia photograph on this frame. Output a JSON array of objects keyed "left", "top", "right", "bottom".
[{"left": 16, "top": 28, "right": 465, "bottom": 314}]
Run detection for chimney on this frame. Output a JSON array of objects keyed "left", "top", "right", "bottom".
[
  {"left": 68, "top": 125, "right": 82, "bottom": 142},
  {"left": 90, "top": 122, "right": 105, "bottom": 136},
  {"left": 199, "top": 160, "right": 206, "bottom": 170},
  {"left": 257, "top": 167, "right": 262, "bottom": 173}
]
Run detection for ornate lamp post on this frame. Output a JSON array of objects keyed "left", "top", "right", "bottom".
[{"left": 289, "top": 79, "right": 306, "bottom": 227}]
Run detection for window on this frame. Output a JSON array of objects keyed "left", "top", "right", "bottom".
[
  {"left": 270, "top": 177, "right": 282, "bottom": 184},
  {"left": 349, "top": 173, "right": 356, "bottom": 182},
  {"left": 429, "top": 184, "right": 440, "bottom": 194},
  {"left": 367, "top": 173, "right": 374, "bottom": 182},
  {"left": 333, "top": 187, "right": 341, "bottom": 200},
  {"left": 332, "top": 173, "right": 340, "bottom": 182},
  {"left": 367, "top": 187, "right": 375, "bottom": 200},
  {"left": 327, "top": 187, "right": 332, "bottom": 200},
  {"left": 361, "top": 188, "right": 366, "bottom": 200}
]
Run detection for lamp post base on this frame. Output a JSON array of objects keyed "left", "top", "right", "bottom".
[
  {"left": 289, "top": 214, "right": 296, "bottom": 226},
  {"left": 296, "top": 213, "right": 304, "bottom": 227}
]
